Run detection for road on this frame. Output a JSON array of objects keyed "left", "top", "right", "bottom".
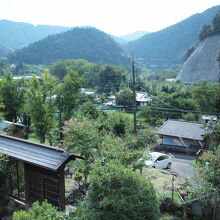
[{"left": 168, "top": 152, "right": 197, "bottom": 178}]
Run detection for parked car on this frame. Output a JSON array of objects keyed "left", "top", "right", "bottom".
[{"left": 141, "top": 152, "right": 174, "bottom": 169}]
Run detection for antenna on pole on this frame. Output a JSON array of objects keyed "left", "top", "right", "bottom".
[{"left": 131, "top": 52, "right": 137, "bottom": 133}]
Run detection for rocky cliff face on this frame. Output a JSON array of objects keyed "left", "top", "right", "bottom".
[{"left": 176, "top": 35, "right": 220, "bottom": 83}]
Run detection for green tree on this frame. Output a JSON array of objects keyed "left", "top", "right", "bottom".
[
  {"left": 115, "top": 88, "right": 133, "bottom": 108},
  {"left": 63, "top": 118, "right": 100, "bottom": 187},
  {"left": 97, "top": 65, "right": 127, "bottom": 94},
  {"left": 50, "top": 61, "right": 67, "bottom": 79},
  {"left": 199, "top": 24, "right": 213, "bottom": 41},
  {"left": 55, "top": 70, "right": 83, "bottom": 139},
  {"left": 0, "top": 71, "right": 25, "bottom": 122},
  {"left": 25, "top": 70, "right": 57, "bottom": 143},
  {"left": 100, "top": 135, "right": 142, "bottom": 168},
  {"left": 78, "top": 101, "right": 99, "bottom": 119},
  {"left": 107, "top": 112, "right": 132, "bottom": 136},
  {"left": 75, "top": 162, "right": 160, "bottom": 220},
  {"left": 212, "top": 12, "right": 220, "bottom": 34}
]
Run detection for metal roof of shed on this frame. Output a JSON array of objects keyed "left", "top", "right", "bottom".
[
  {"left": 156, "top": 120, "right": 205, "bottom": 141},
  {"left": 0, "top": 134, "right": 77, "bottom": 171}
]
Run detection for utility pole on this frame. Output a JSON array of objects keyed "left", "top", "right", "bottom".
[{"left": 131, "top": 53, "right": 137, "bottom": 133}]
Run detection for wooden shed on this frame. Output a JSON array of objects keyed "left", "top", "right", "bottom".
[{"left": 0, "top": 134, "right": 82, "bottom": 210}]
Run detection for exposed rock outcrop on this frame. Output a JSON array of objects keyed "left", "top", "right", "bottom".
[{"left": 177, "top": 35, "right": 220, "bottom": 83}]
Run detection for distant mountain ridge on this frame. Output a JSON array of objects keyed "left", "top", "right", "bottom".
[
  {"left": 0, "top": 20, "right": 72, "bottom": 49},
  {"left": 120, "top": 31, "right": 149, "bottom": 41},
  {"left": 8, "top": 27, "right": 129, "bottom": 66},
  {"left": 124, "top": 5, "right": 220, "bottom": 69}
]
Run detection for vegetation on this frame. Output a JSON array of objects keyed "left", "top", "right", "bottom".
[
  {"left": 199, "top": 11, "right": 220, "bottom": 41},
  {"left": 0, "top": 157, "right": 10, "bottom": 212},
  {"left": 138, "top": 80, "right": 220, "bottom": 124},
  {"left": 0, "top": 71, "right": 25, "bottom": 122},
  {"left": 124, "top": 5, "right": 220, "bottom": 68},
  {"left": 25, "top": 70, "right": 57, "bottom": 143},
  {"left": 75, "top": 162, "right": 160, "bottom": 220},
  {"left": 13, "top": 201, "right": 70, "bottom": 220},
  {"left": 0, "top": 52, "right": 219, "bottom": 219},
  {"left": 115, "top": 87, "right": 133, "bottom": 108},
  {"left": 0, "top": 43, "right": 10, "bottom": 57},
  {"left": 50, "top": 59, "right": 129, "bottom": 94},
  {"left": 8, "top": 27, "right": 129, "bottom": 67}
]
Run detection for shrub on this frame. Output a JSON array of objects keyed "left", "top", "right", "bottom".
[
  {"left": 13, "top": 201, "right": 69, "bottom": 220},
  {"left": 75, "top": 162, "right": 160, "bottom": 220}
]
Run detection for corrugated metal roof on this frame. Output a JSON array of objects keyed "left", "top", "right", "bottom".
[
  {"left": 0, "top": 134, "right": 73, "bottom": 171},
  {"left": 156, "top": 120, "right": 205, "bottom": 141},
  {"left": 0, "top": 121, "right": 26, "bottom": 130},
  {"left": 136, "top": 92, "right": 151, "bottom": 102}
]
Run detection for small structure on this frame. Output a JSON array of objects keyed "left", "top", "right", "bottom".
[
  {"left": 105, "top": 92, "right": 151, "bottom": 108},
  {"left": 0, "top": 134, "right": 82, "bottom": 210},
  {"left": 136, "top": 92, "right": 151, "bottom": 107},
  {"left": 201, "top": 115, "right": 217, "bottom": 123},
  {"left": 156, "top": 120, "right": 209, "bottom": 154},
  {"left": 81, "top": 88, "right": 97, "bottom": 99},
  {"left": 0, "top": 120, "right": 27, "bottom": 138}
]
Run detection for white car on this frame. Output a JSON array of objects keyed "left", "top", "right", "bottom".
[{"left": 142, "top": 152, "right": 174, "bottom": 169}]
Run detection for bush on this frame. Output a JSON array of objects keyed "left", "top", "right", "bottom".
[
  {"left": 75, "top": 162, "right": 160, "bottom": 220},
  {"left": 13, "top": 201, "right": 69, "bottom": 220},
  {"left": 107, "top": 112, "right": 132, "bottom": 136}
]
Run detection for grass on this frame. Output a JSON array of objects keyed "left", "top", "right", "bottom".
[
  {"left": 142, "top": 168, "right": 183, "bottom": 205},
  {"left": 28, "top": 133, "right": 50, "bottom": 145}
]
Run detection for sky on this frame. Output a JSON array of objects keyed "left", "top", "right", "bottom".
[{"left": 1, "top": 0, "right": 220, "bottom": 36}]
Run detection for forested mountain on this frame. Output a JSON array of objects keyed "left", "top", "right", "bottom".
[
  {"left": 0, "top": 20, "right": 72, "bottom": 49},
  {"left": 120, "top": 31, "right": 149, "bottom": 41},
  {"left": 124, "top": 5, "right": 220, "bottom": 69},
  {"left": 0, "top": 44, "right": 10, "bottom": 57},
  {"left": 8, "top": 27, "right": 129, "bottom": 66}
]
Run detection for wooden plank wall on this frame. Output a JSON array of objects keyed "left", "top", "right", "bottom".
[{"left": 25, "top": 163, "right": 65, "bottom": 210}]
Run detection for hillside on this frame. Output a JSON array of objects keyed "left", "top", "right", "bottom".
[
  {"left": 120, "top": 31, "right": 149, "bottom": 41},
  {"left": 0, "top": 20, "right": 72, "bottom": 49},
  {"left": 8, "top": 27, "right": 129, "bottom": 66},
  {"left": 124, "top": 5, "right": 220, "bottom": 69},
  {"left": 176, "top": 35, "right": 220, "bottom": 83},
  {"left": 0, "top": 44, "right": 10, "bottom": 57}
]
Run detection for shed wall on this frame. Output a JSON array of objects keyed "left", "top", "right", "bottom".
[
  {"left": 25, "top": 163, "right": 65, "bottom": 210},
  {"left": 163, "top": 135, "right": 199, "bottom": 147}
]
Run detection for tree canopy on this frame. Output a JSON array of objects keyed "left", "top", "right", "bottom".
[{"left": 76, "top": 162, "right": 160, "bottom": 220}]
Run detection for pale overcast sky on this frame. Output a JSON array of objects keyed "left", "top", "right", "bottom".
[{"left": 1, "top": 0, "right": 220, "bottom": 36}]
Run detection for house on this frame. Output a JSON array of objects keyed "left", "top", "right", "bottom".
[
  {"left": 106, "top": 92, "right": 151, "bottom": 108},
  {"left": 201, "top": 115, "right": 217, "bottom": 123},
  {"left": 156, "top": 120, "right": 210, "bottom": 154},
  {"left": 81, "top": 88, "right": 97, "bottom": 99},
  {"left": 136, "top": 92, "right": 151, "bottom": 106},
  {"left": 105, "top": 95, "right": 116, "bottom": 106}
]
